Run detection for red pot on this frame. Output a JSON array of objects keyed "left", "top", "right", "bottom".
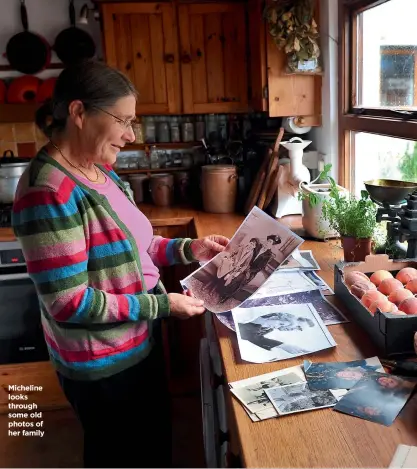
[
  {"left": 7, "top": 75, "right": 40, "bottom": 103},
  {"left": 37, "top": 77, "right": 57, "bottom": 103}
]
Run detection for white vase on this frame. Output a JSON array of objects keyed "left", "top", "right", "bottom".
[
  {"left": 300, "top": 182, "right": 349, "bottom": 239},
  {"left": 279, "top": 137, "right": 312, "bottom": 186}
]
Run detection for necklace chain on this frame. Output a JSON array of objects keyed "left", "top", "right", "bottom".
[{"left": 49, "top": 141, "right": 100, "bottom": 183}]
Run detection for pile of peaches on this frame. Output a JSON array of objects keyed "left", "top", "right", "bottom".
[{"left": 344, "top": 268, "right": 417, "bottom": 316}]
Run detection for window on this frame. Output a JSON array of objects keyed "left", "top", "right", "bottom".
[{"left": 340, "top": 0, "right": 417, "bottom": 195}]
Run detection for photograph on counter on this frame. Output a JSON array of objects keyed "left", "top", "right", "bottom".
[
  {"left": 229, "top": 365, "right": 306, "bottom": 420},
  {"left": 265, "top": 382, "right": 338, "bottom": 416},
  {"left": 278, "top": 250, "right": 320, "bottom": 271},
  {"left": 303, "top": 270, "right": 334, "bottom": 296},
  {"left": 232, "top": 303, "right": 336, "bottom": 364},
  {"left": 180, "top": 206, "right": 303, "bottom": 313},
  {"left": 250, "top": 270, "right": 319, "bottom": 299},
  {"left": 334, "top": 372, "right": 416, "bottom": 426},
  {"left": 303, "top": 357, "right": 385, "bottom": 391},
  {"left": 239, "top": 288, "right": 348, "bottom": 326}
]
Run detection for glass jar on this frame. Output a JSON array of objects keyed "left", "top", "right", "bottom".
[
  {"left": 132, "top": 120, "right": 144, "bottom": 144},
  {"left": 149, "top": 145, "right": 160, "bottom": 169},
  {"left": 195, "top": 115, "right": 205, "bottom": 141},
  {"left": 182, "top": 117, "right": 195, "bottom": 142},
  {"left": 157, "top": 121, "right": 170, "bottom": 143},
  {"left": 144, "top": 117, "right": 156, "bottom": 144},
  {"left": 173, "top": 118, "right": 181, "bottom": 142}
]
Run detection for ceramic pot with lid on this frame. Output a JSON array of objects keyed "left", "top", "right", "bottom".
[
  {"left": 149, "top": 173, "right": 174, "bottom": 207},
  {"left": 0, "top": 150, "right": 30, "bottom": 203},
  {"left": 201, "top": 165, "right": 238, "bottom": 213}
]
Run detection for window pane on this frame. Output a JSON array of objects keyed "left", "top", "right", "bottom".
[
  {"left": 353, "top": 132, "right": 417, "bottom": 197},
  {"left": 357, "top": 0, "right": 417, "bottom": 109}
]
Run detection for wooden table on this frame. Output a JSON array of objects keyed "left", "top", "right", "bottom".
[{"left": 2, "top": 205, "right": 417, "bottom": 467}]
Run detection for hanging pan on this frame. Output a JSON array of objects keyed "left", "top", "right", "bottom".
[
  {"left": 5, "top": 0, "right": 51, "bottom": 74},
  {"left": 53, "top": 0, "right": 96, "bottom": 66}
]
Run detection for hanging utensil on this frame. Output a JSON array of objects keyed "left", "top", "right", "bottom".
[
  {"left": 5, "top": 0, "right": 51, "bottom": 74},
  {"left": 53, "top": 0, "right": 96, "bottom": 66}
]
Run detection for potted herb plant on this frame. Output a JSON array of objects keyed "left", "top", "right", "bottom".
[{"left": 300, "top": 164, "right": 378, "bottom": 261}]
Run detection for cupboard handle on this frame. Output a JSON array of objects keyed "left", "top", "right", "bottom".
[
  {"left": 181, "top": 54, "right": 192, "bottom": 64},
  {"left": 126, "top": 62, "right": 132, "bottom": 71},
  {"left": 164, "top": 54, "right": 175, "bottom": 64}
]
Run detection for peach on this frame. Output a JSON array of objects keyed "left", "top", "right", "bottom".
[
  {"left": 350, "top": 280, "right": 377, "bottom": 299},
  {"left": 368, "top": 299, "right": 397, "bottom": 315},
  {"left": 406, "top": 279, "right": 417, "bottom": 294},
  {"left": 388, "top": 288, "right": 414, "bottom": 306},
  {"left": 396, "top": 267, "right": 417, "bottom": 285},
  {"left": 370, "top": 270, "right": 393, "bottom": 287},
  {"left": 344, "top": 271, "right": 370, "bottom": 288},
  {"left": 361, "top": 290, "right": 388, "bottom": 309},
  {"left": 398, "top": 297, "right": 417, "bottom": 315},
  {"left": 378, "top": 278, "right": 404, "bottom": 296}
]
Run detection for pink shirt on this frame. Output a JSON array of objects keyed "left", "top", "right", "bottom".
[{"left": 75, "top": 172, "right": 160, "bottom": 291}]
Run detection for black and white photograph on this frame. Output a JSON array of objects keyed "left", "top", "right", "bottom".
[
  {"left": 229, "top": 365, "right": 306, "bottom": 419},
  {"left": 238, "top": 288, "right": 348, "bottom": 326},
  {"left": 232, "top": 303, "right": 337, "bottom": 364},
  {"left": 181, "top": 206, "right": 304, "bottom": 313},
  {"left": 334, "top": 372, "right": 416, "bottom": 426},
  {"left": 250, "top": 270, "right": 319, "bottom": 299},
  {"left": 303, "top": 270, "right": 334, "bottom": 296},
  {"left": 303, "top": 357, "right": 385, "bottom": 390},
  {"left": 278, "top": 250, "right": 320, "bottom": 271},
  {"left": 265, "top": 382, "right": 338, "bottom": 416}
]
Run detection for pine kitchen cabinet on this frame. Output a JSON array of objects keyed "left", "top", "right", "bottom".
[
  {"left": 100, "top": 2, "right": 249, "bottom": 115},
  {"left": 248, "top": 0, "right": 322, "bottom": 125},
  {"left": 101, "top": 2, "right": 182, "bottom": 115},
  {"left": 178, "top": 3, "right": 248, "bottom": 113}
]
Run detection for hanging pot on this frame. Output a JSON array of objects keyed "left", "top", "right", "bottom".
[
  {"left": 7, "top": 75, "right": 41, "bottom": 103},
  {"left": 0, "top": 150, "right": 30, "bottom": 204},
  {"left": 5, "top": 0, "right": 51, "bottom": 74},
  {"left": 53, "top": 0, "right": 96, "bottom": 66}
]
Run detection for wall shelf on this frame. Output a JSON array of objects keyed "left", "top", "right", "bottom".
[
  {"left": 0, "top": 103, "right": 40, "bottom": 123},
  {"left": 125, "top": 142, "right": 202, "bottom": 151},
  {"left": 116, "top": 167, "right": 188, "bottom": 175}
]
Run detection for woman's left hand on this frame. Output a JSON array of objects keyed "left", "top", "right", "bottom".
[{"left": 191, "top": 235, "right": 230, "bottom": 261}]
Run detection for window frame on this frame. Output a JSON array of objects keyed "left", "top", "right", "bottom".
[{"left": 338, "top": 0, "right": 417, "bottom": 190}]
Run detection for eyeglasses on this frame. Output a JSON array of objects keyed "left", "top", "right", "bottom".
[{"left": 92, "top": 106, "right": 138, "bottom": 130}]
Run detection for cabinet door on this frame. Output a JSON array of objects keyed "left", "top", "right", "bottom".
[
  {"left": 248, "top": 0, "right": 322, "bottom": 124},
  {"left": 179, "top": 3, "right": 248, "bottom": 114},
  {"left": 101, "top": 3, "right": 181, "bottom": 115}
]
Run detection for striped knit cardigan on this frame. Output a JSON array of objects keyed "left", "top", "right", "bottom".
[{"left": 12, "top": 150, "right": 197, "bottom": 381}]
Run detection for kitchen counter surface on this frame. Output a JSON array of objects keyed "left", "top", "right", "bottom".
[{"left": 2, "top": 204, "right": 417, "bottom": 467}]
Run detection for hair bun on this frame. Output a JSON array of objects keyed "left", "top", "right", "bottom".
[{"left": 35, "top": 99, "right": 54, "bottom": 138}]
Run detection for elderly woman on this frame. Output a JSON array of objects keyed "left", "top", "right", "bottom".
[{"left": 11, "top": 60, "right": 228, "bottom": 469}]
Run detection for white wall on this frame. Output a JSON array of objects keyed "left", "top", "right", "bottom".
[
  {"left": 310, "top": 0, "right": 339, "bottom": 182},
  {"left": 0, "top": 0, "right": 102, "bottom": 80}
]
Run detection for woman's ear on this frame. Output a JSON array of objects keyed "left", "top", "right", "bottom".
[{"left": 68, "top": 100, "right": 86, "bottom": 130}]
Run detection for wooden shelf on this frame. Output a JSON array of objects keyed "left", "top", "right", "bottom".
[
  {"left": 0, "top": 103, "right": 40, "bottom": 123},
  {"left": 125, "top": 142, "right": 202, "bottom": 150},
  {"left": 116, "top": 166, "right": 188, "bottom": 175}
]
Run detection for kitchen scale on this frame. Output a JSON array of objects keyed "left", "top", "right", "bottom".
[{"left": 364, "top": 179, "right": 417, "bottom": 258}]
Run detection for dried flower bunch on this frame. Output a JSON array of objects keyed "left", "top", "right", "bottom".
[{"left": 264, "top": 0, "right": 321, "bottom": 73}]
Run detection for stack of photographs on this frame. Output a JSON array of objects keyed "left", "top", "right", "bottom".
[{"left": 230, "top": 356, "right": 416, "bottom": 426}]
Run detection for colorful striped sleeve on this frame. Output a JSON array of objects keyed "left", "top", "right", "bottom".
[
  {"left": 12, "top": 187, "right": 170, "bottom": 324},
  {"left": 147, "top": 235, "right": 197, "bottom": 267}
]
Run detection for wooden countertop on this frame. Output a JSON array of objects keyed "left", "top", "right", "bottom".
[
  {"left": 158, "top": 206, "right": 417, "bottom": 469},
  {"left": 3, "top": 204, "right": 417, "bottom": 467}
]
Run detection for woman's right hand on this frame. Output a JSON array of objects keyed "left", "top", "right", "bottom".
[{"left": 168, "top": 293, "right": 205, "bottom": 319}]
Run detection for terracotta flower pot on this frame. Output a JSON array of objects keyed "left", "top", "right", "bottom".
[{"left": 342, "top": 236, "right": 372, "bottom": 262}]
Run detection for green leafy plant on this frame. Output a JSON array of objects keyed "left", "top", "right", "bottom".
[
  {"left": 298, "top": 163, "right": 333, "bottom": 207},
  {"left": 321, "top": 182, "right": 378, "bottom": 239},
  {"left": 398, "top": 142, "right": 417, "bottom": 182},
  {"left": 264, "top": 0, "right": 321, "bottom": 73}
]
